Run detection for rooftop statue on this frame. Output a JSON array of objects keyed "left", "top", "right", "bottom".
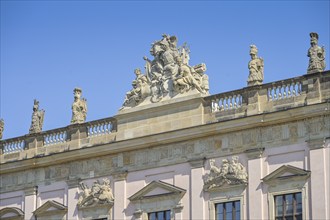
[
  {"left": 0, "top": 118, "right": 4, "bottom": 140},
  {"left": 307, "top": 32, "right": 326, "bottom": 74},
  {"left": 71, "top": 88, "right": 87, "bottom": 124},
  {"left": 203, "top": 156, "right": 248, "bottom": 191},
  {"left": 247, "top": 45, "right": 264, "bottom": 86},
  {"left": 78, "top": 178, "right": 114, "bottom": 208},
  {"left": 121, "top": 34, "right": 209, "bottom": 109},
  {"left": 29, "top": 99, "right": 45, "bottom": 134}
]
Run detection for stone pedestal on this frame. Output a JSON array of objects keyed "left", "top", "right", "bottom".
[{"left": 116, "top": 94, "right": 207, "bottom": 141}]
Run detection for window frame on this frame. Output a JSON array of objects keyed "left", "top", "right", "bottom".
[
  {"left": 215, "top": 200, "right": 241, "bottom": 220},
  {"left": 274, "top": 192, "right": 302, "bottom": 220},
  {"left": 268, "top": 188, "right": 307, "bottom": 220},
  {"left": 147, "top": 210, "right": 171, "bottom": 220},
  {"left": 209, "top": 194, "right": 245, "bottom": 220}
]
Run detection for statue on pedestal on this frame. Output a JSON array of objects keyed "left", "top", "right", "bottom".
[
  {"left": 0, "top": 118, "right": 4, "bottom": 140},
  {"left": 71, "top": 88, "right": 87, "bottom": 124},
  {"left": 307, "top": 32, "right": 326, "bottom": 74},
  {"left": 29, "top": 99, "right": 45, "bottom": 134},
  {"left": 247, "top": 45, "right": 264, "bottom": 86}
]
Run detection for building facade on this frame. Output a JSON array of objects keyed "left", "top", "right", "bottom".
[{"left": 0, "top": 34, "right": 329, "bottom": 220}]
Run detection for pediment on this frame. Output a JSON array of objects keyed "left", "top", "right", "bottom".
[
  {"left": 262, "top": 165, "right": 310, "bottom": 183},
  {"left": 0, "top": 207, "right": 24, "bottom": 220},
  {"left": 129, "top": 181, "right": 186, "bottom": 201},
  {"left": 33, "top": 200, "right": 67, "bottom": 216}
]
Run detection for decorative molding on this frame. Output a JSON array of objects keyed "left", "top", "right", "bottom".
[
  {"left": 129, "top": 181, "right": 186, "bottom": 202},
  {"left": 0, "top": 207, "right": 24, "bottom": 220},
  {"left": 33, "top": 200, "right": 67, "bottom": 217},
  {"left": 262, "top": 165, "right": 311, "bottom": 184},
  {"left": 113, "top": 171, "right": 128, "bottom": 181},
  {"left": 188, "top": 157, "right": 205, "bottom": 168},
  {"left": 24, "top": 186, "right": 38, "bottom": 196},
  {"left": 244, "top": 147, "right": 264, "bottom": 159}
]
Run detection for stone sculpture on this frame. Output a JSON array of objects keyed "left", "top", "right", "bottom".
[
  {"left": 0, "top": 118, "right": 4, "bottom": 140},
  {"left": 204, "top": 156, "right": 248, "bottom": 191},
  {"left": 29, "top": 99, "right": 45, "bottom": 134},
  {"left": 78, "top": 178, "right": 114, "bottom": 208},
  {"left": 307, "top": 32, "right": 326, "bottom": 74},
  {"left": 247, "top": 45, "right": 264, "bottom": 86},
  {"left": 71, "top": 88, "right": 87, "bottom": 124},
  {"left": 121, "top": 34, "right": 209, "bottom": 109}
]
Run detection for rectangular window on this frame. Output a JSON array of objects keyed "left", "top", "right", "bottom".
[
  {"left": 148, "top": 210, "right": 171, "bottom": 220},
  {"left": 275, "top": 192, "right": 302, "bottom": 220},
  {"left": 216, "top": 201, "right": 240, "bottom": 220}
]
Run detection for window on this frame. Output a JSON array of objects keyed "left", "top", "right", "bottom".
[
  {"left": 148, "top": 210, "right": 171, "bottom": 220},
  {"left": 275, "top": 192, "right": 302, "bottom": 220},
  {"left": 216, "top": 201, "right": 240, "bottom": 220}
]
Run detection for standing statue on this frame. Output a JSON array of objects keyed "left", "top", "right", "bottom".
[
  {"left": 307, "top": 32, "right": 326, "bottom": 74},
  {"left": 247, "top": 45, "right": 264, "bottom": 86},
  {"left": 71, "top": 88, "right": 87, "bottom": 124},
  {"left": 29, "top": 99, "right": 45, "bottom": 134},
  {"left": 0, "top": 118, "right": 4, "bottom": 140}
]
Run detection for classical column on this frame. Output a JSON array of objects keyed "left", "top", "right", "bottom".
[
  {"left": 189, "top": 158, "right": 205, "bottom": 220},
  {"left": 246, "top": 148, "right": 265, "bottom": 220},
  {"left": 113, "top": 172, "right": 128, "bottom": 220},
  {"left": 66, "top": 179, "right": 80, "bottom": 220},
  {"left": 308, "top": 139, "right": 329, "bottom": 219},
  {"left": 24, "top": 186, "right": 37, "bottom": 220}
]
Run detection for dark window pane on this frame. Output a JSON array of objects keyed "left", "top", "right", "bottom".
[
  {"left": 149, "top": 213, "right": 156, "bottom": 220},
  {"left": 275, "top": 205, "right": 283, "bottom": 217},
  {"left": 217, "top": 212, "right": 224, "bottom": 220},
  {"left": 165, "top": 211, "right": 171, "bottom": 220},
  {"left": 295, "top": 214, "right": 302, "bottom": 220},
  {"left": 235, "top": 210, "right": 240, "bottom": 220},
  {"left": 226, "top": 202, "right": 233, "bottom": 212},
  {"left": 285, "top": 194, "right": 293, "bottom": 205},
  {"left": 216, "top": 203, "right": 224, "bottom": 214},
  {"left": 285, "top": 216, "right": 293, "bottom": 220},
  {"left": 157, "top": 212, "right": 164, "bottom": 220},
  {"left": 235, "top": 201, "right": 240, "bottom": 211},
  {"left": 275, "top": 195, "right": 283, "bottom": 206},
  {"left": 285, "top": 204, "right": 293, "bottom": 215}
]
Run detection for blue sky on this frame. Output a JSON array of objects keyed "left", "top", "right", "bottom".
[{"left": 1, "top": 0, "right": 329, "bottom": 139}]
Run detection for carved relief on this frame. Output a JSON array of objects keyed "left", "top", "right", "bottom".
[
  {"left": 121, "top": 34, "right": 209, "bottom": 109},
  {"left": 204, "top": 156, "right": 248, "bottom": 191},
  {"left": 71, "top": 88, "right": 87, "bottom": 124},
  {"left": 29, "top": 99, "right": 45, "bottom": 134},
  {"left": 307, "top": 32, "right": 326, "bottom": 74},
  {"left": 0, "top": 118, "right": 4, "bottom": 140},
  {"left": 78, "top": 178, "right": 114, "bottom": 208}
]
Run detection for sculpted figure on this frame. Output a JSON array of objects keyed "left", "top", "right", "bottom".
[
  {"left": 174, "top": 57, "right": 203, "bottom": 93},
  {"left": 0, "top": 118, "right": 4, "bottom": 140},
  {"left": 247, "top": 45, "right": 264, "bottom": 86},
  {"left": 122, "top": 69, "right": 151, "bottom": 107},
  {"left": 29, "top": 99, "right": 45, "bottom": 134},
  {"left": 203, "top": 157, "right": 248, "bottom": 191},
  {"left": 307, "top": 32, "right": 326, "bottom": 74},
  {"left": 71, "top": 88, "right": 87, "bottom": 124},
  {"left": 78, "top": 178, "right": 114, "bottom": 208}
]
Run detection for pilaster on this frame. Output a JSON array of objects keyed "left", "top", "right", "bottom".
[
  {"left": 66, "top": 178, "right": 80, "bottom": 220},
  {"left": 113, "top": 171, "right": 128, "bottom": 220},
  {"left": 189, "top": 158, "right": 205, "bottom": 220},
  {"left": 24, "top": 186, "right": 38, "bottom": 220}
]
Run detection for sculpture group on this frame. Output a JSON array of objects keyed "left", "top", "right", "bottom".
[
  {"left": 78, "top": 178, "right": 114, "bottom": 208},
  {"left": 204, "top": 156, "right": 248, "bottom": 191},
  {"left": 121, "top": 34, "right": 209, "bottom": 109},
  {"left": 0, "top": 32, "right": 327, "bottom": 140}
]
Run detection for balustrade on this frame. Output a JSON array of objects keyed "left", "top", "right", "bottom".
[
  {"left": 87, "top": 119, "right": 115, "bottom": 137},
  {"left": 267, "top": 81, "right": 302, "bottom": 101},
  {"left": 44, "top": 130, "right": 67, "bottom": 146},
  {"left": 211, "top": 93, "right": 243, "bottom": 113},
  {"left": 3, "top": 140, "right": 25, "bottom": 154}
]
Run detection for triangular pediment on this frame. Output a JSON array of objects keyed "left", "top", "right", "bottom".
[
  {"left": 129, "top": 181, "right": 186, "bottom": 201},
  {"left": 0, "top": 207, "right": 24, "bottom": 220},
  {"left": 33, "top": 200, "right": 67, "bottom": 216},
  {"left": 262, "top": 165, "right": 311, "bottom": 183}
]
